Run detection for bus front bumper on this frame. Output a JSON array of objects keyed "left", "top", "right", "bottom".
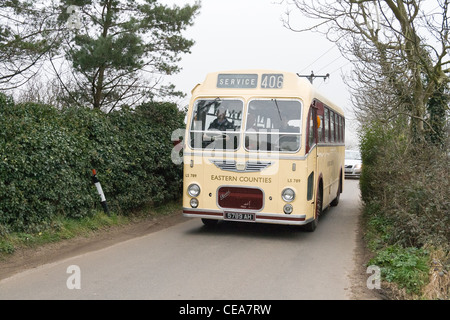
[{"left": 183, "top": 208, "right": 310, "bottom": 226}]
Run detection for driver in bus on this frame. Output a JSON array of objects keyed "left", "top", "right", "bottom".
[
  {"left": 208, "top": 107, "right": 234, "bottom": 131},
  {"left": 203, "top": 107, "right": 234, "bottom": 144}
]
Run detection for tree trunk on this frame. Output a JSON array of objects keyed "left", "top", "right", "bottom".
[{"left": 92, "top": 0, "right": 112, "bottom": 109}]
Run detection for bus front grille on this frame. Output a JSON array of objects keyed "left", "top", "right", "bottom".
[
  {"left": 218, "top": 187, "right": 263, "bottom": 210},
  {"left": 210, "top": 160, "right": 272, "bottom": 173}
]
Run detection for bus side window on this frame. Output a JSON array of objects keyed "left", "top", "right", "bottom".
[
  {"left": 315, "top": 100, "right": 324, "bottom": 143},
  {"left": 342, "top": 117, "right": 345, "bottom": 142},
  {"left": 318, "top": 115, "right": 324, "bottom": 142},
  {"left": 336, "top": 114, "right": 341, "bottom": 142},
  {"left": 324, "top": 108, "right": 329, "bottom": 143},
  {"left": 307, "top": 107, "right": 316, "bottom": 153},
  {"left": 330, "top": 110, "right": 335, "bottom": 143}
]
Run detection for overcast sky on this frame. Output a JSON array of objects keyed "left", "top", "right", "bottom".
[{"left": 161, "top": 0, "right": 359, "bottom": 147}]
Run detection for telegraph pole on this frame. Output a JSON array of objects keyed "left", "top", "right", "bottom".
[{"left": 297, "top": 71, "right": 329, "bottom": 84}]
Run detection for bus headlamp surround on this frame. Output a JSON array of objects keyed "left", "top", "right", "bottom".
[
  {"left": 281, "top": 188, "right": 295, "bottom": 202},
  {"left": 188, "top": 183, "right": 201, "bottom": 197},
  {"left": 283, "top": 204, "right": 293, "bottom": 214},
  {"left": 190, "top": 198, "right": 199, "bottom": 208}
]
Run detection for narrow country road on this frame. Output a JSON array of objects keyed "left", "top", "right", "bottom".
[{"left": 0, "top": 179, "right": 376, "bottom": 300}]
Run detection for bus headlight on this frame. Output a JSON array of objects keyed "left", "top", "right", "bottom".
[
  {"left": 283, "top": 204, "right": 293, "bottom": 214},
  {"left": 281, "top": 188, "right": 295, "bottom": 202},
  {"left": 188, "top": 183, "right": 200, "bottom": 197},
  {"left": 190, "top": 198, "right": 199, "bottom": 208}
]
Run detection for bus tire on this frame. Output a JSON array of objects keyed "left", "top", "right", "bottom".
[
  {"left": 305, "top": 183, "right": 322, "bottom": 232},
  {"left": 330, "top": 172, "right": 342, "bottom": 207},
  {"left": 201, "top": 218, "right": 219, "bottom": 227}
]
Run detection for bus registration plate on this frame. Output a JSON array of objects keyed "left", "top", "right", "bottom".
[{"left": 224, "top": 212, "right": 255, "bottom": 222}]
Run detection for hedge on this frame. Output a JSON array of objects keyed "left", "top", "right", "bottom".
[
  {"left": 0, "top": 93, "right": 184, "bottom": 234},
  {"left": 359, "top": 121, "right": 449, "bottom": 249}
]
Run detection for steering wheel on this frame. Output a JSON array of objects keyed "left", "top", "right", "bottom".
[{"left": 203, "top": 130, "right": 230, "bottom": 142}]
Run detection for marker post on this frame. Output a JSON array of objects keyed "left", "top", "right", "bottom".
[{"left": 92, "top": 169, "right": 109, "bottom": 215}]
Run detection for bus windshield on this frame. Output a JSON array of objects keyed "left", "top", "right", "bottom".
[
  {"left": 189, "top": 98, "right": 243, "bottom": 150},
  {"left": 245, "top": 99, "right": 302, "bottom": 152},
  {"left": 188, "top": 98, "right": 302, "bottom": 152}
]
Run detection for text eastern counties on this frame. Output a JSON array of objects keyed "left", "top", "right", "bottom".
[{"left": 211, "top": 175, "right": 271, "bottom": 183}]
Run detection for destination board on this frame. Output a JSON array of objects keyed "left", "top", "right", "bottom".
[
  {"left": 217, "top": 74, "right": 258, "bottom": 88},
  {"left": 217, "top": 73, "right": 284, "bottom": 89},
  {"left": 261, "top": 74, "right": 284, "bottom": 89}
]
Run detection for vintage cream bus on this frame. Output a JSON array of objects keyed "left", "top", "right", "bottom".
[{"left": 182, "top": 70, "right": 344, "bottom": 231}]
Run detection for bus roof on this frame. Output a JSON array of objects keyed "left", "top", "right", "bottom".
[{"left": 191, "top": 69, "right": 344, "bottom": 115}]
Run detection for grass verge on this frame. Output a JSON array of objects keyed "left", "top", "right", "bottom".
[
  {"left": 0, "top": 200, "right": 182, "bottom": 259},
  {"left": 363, "top": 201, "right": 449, "bottom": 299}
]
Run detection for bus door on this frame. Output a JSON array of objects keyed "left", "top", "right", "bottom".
[
  {"left": 314, "top": 100, "right": 324, "bottom": 174},
  {"left": 305, "top": 103, "right": 318, "bottom": 216}
]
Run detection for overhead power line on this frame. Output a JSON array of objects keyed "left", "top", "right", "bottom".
[
  {"left": 317, "top": 54, "right": 345, "bottom": 73},
  {"left": 329, "top": 61, "right": 352, "bottom": 74},
  {"left": 299, "top": 45, "right": 336, "bottom": 74}
]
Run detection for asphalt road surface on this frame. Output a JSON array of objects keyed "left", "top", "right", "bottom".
[{"left": 0, "top": 179, "right": 368, "bottom": 300}]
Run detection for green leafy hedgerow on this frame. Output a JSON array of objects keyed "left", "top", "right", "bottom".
[
  {"left": 0, "top": 93, "right": 184, "bottom": 234},
  {"left": 359, "top": 121, "right": 449, "bottom": 298}
]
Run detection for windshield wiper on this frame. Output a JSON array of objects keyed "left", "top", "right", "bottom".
[
  {"left": 197, "top": 97, "right": 221, "bottom": 114},
  {"left": 272, "top": 98, "right": 282, "bottom": 121}
]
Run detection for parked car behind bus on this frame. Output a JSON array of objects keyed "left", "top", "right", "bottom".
[{"left": 345, "top": 150, "right": 362, "bottom": 178}]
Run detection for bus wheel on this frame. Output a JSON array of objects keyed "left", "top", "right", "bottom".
[
  {"left": 330, "top": 173, "right": 342, "bottom": 207},
  {"left": 330, "top": 186, "right": 340, "bottom": 206},
  {"left": 201, "top": 218, "right": 219, "bottom": 227},
  {"left": 305, "top": 186, "right": 322, "bottom": 232}
]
